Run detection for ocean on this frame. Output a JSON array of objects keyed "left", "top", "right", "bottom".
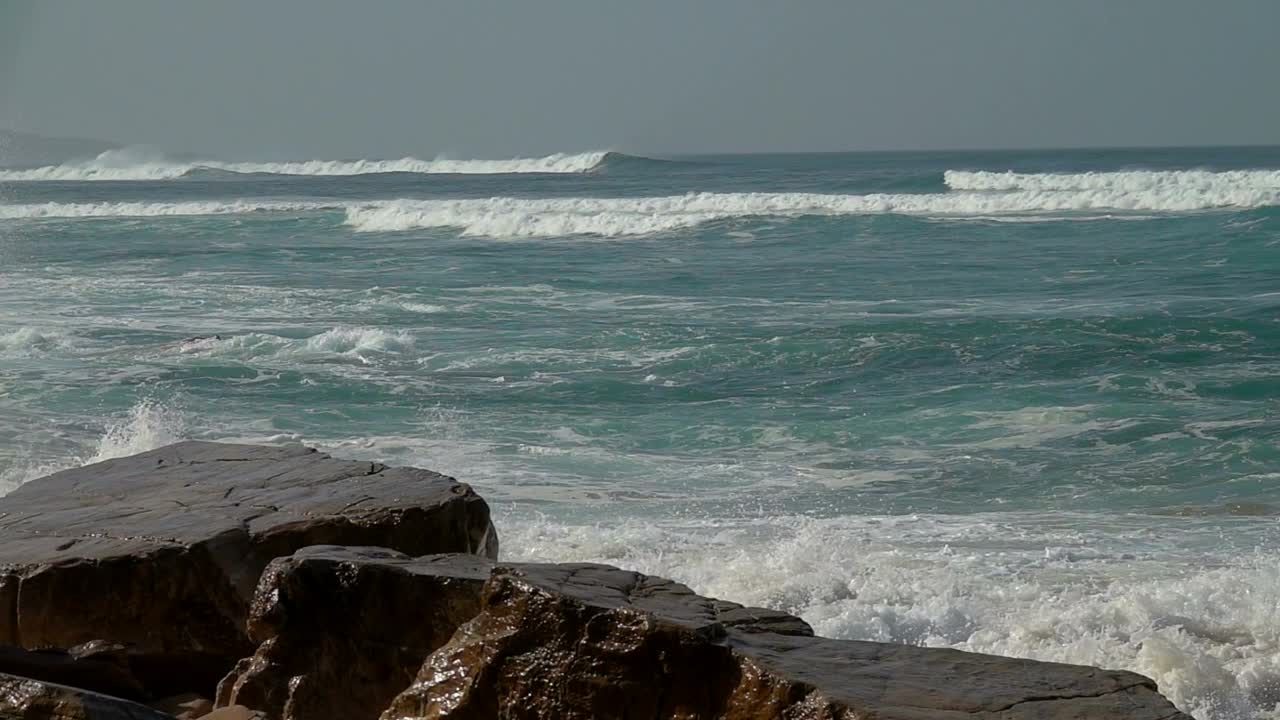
[{"left": 2, "top": 145, "right": 1279, "bottom": 719}]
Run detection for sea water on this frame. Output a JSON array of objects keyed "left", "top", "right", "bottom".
[{"left": 2, "top": 146, "right": 1279, "bottom": 719}]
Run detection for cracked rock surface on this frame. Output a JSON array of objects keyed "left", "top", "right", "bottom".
[
  {"left": 0, "top": 441, "right": 497, "bottom": 696},
  {"left": 384, "top": 562, "right": 1192, "bottom": 720}
]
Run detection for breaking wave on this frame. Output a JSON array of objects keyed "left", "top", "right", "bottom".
[
  {"left": 0, "top": 326, "right": 74, "bottom": 354},
  {"left": 345, "top": 185, "right": 1280, "bottom": 238},
  {"left": 945, "top": 168, "right": 1280, "bottom": 193},
  {"left": 6, "top": 173, "right": 1277, "bottom": 233},
  {"left": 175, "top": 327, "right": 415, "bottom": 365},
  {"left": 504, "top": 513, "right": 1280, "bottom": 720},
  {"left": 0, "top": 147, "right": 620, "bottom": 181}
]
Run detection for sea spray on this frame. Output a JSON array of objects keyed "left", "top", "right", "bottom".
[{"left": 0, "top": 398, "right": 189, "bottom": 494}]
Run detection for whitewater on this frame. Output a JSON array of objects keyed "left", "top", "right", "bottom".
[
  {"left": 3, "top": 145, "right": 1280, "bottom": 719},
  {"left": 0, "top": 147, "right": 612, "bottom": 181},
  {"left": 6, "top": 179, "right": 1280, "bottom": 239}
]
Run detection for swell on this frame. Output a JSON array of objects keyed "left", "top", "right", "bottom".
[
  {"left": 0, "top": 148, "right": 653, "bottom": 181},
  {"left": 0, "top": 199, "right": 346, "bottom": 220},
  {"left": 4, "top": 181, "right": 1277, "bottom": 233}
]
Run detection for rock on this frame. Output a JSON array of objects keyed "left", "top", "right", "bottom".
[
  {"left": 56, "top": 640, "right": 228, "bottom": 704},
  {"left": 201, "top": 707, "right": 264, "bottom": 720},
  {"left": 149, "top": 694, "right": 213, "bottom": 720},
  {"left": 0, "top": 672, "right": 176, "bottom": 720},
  {"left": 0, "top": 442, "right": 497, "bottom": 695},
  {"left": 385, "top": 563, "right": 1192, "bottom": 720},
  {"left": 0, "top": 644, "right": 147, "bottom": 702},
  {"left": 217, "top": 547, "right": 493, "bottom": 720}
]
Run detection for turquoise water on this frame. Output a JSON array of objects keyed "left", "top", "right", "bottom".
[{"left": 2, "top": 147, "right": 1280, "bottom": 718}]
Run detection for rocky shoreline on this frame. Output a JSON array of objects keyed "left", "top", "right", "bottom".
[{"left": 0, "top": 442, "right": 1190, "bottom": 719}]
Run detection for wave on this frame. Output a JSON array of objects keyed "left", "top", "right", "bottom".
[
  {"left": 0, "top": 200, "right": 344, "bottom": 220},
  {"left": 592, "top": 151, "right": 680, "bottom": 173},
  {"left": 0, "top": 147, "right": 617, "bottom": 181},
  {"left": 0, "top": 326, "right": 74, "bottom": 354},
  {"left": 175, "top": 327, "right": 414, "bottom": 364},
  {"left": 503, "top": 513, "right": 1278, "bottom": 720},
  {"left": 345, "top": 185, "right": 1280, "bottom": 237},
  {"left": 945, "top": 168, "right": 1280, "bottom": 193},
  {"left": 7, "top": 182, "right": 1277, "bottom": 233}
]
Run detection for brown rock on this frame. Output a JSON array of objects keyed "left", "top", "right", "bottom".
[
  {"left": 0, "top": 672, "right": 176, "bottom": 720},
  {"left": 0, "top": 442, "right": 497, "bottom": 695},
  {"left": 201, "top": 707, "right": 264, "bottom": 720},
  {"left": 149, "top": 694, "right": 213, "bottom": 720},
  {"left": 385, "top": 563, "right": 1191, "bottom": 720},
  {"left": 217, "top": 547, "right": 493, "bottom": 720},
  {"left": 0, "top": 644, "right": 147, "bottom": 702}
]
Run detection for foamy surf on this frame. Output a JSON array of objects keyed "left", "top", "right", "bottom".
[
  {"left": 945, "top": 168, "right": 1280, "bottom": 193},
  {"left": 6, "top": 180, "right": 1276, "bottom": 230},
  {"left": 502, "top": 512, "right": 1280, "bottom": 720},
  {"left": 0, "top": 147, "right": 613, "bottom": 181},
  {"left": 0, "top": 327, "right": 74, "bottom": 354},
  {"left": 173, "top": 327, "right": 415, "bottom": 365},
  {"left": 345, "top": 185, "right": 1280, "bottom": 237}
]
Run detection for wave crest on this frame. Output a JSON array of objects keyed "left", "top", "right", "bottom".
[
  {"left": 176, "top": 327, "right": 414, "bottom": 365},
  {"left": 0, "top": 327, "right": 73, "bottom": 354},
  {"left": 345, "top": 185, "right": 1280, "bottom": 238},
  {"left": 0, "top": 147, "right": 614, "bottom": 181},
  {"left": 7, "top": 169, "right": 1279, "bottom": 235},
  {"left": 945, "top": 168, "right": 1280, "bottom": 193}
]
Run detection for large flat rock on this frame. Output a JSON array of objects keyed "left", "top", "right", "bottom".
[
  {"left": 386, "top": 562, "right": 1191, "bottom": 720},
  {"left": 0, "top": 442, "right": 497, "bottom": 686}
]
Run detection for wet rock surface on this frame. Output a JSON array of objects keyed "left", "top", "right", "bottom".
[
  {"left": 385, "top": 563, "right": 1192, "bottom": 720},
  {"left": 217, "top": 547, "right": 493, "bottom": 720},
  {"left": 0, "top": 672, "right": 176, "bottom": 720},
  {"left": 0, "top": 644, "right": 147, "bottom": 702},
  {"left": 0, "top": 441, "right": 497, "bottom": 692},
  {"left": 0, "top": 444, "right": 1190, "bottom": 720}
]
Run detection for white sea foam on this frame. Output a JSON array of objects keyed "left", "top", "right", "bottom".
[
  {"left": 945, "top": 168, "right": 1280, "bottom": 193},
  {"left": 503, "top": 513, "right": 1280, "bottom": 720},
  {"left": 345, "top": 185, "right": 1280, "bottom": 238},
  {"left": 301, "top": 327, "right": 414, "bottom": 355},
  {"left": 0, "top": 326, "right": 73, "bottom": 354},
  {"left": 0, "top": 147, "right": 610, "bottom": 181},
  {"left": 175, "top": 327, "right": 414, "bottom": 365},
  {"left": 5, "top": 178, "right": 1275, "bottom": 229}
]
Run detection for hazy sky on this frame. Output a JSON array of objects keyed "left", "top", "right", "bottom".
[{"left": 2, "top": 1, "right": 1278, "bottom": 159}]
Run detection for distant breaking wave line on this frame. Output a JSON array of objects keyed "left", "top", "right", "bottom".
[
  {"left": 0, "top": 148, "right": 618, "bottom": 181},
  {"left": 344, "top": 187, "right": 1280, "bottom": 237},
  {"left": 4, "top": 182, "right": 1276, "bottom": 233},
  {"left": 945, "top": 168, "right": 1280, "bottom": 193}
]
